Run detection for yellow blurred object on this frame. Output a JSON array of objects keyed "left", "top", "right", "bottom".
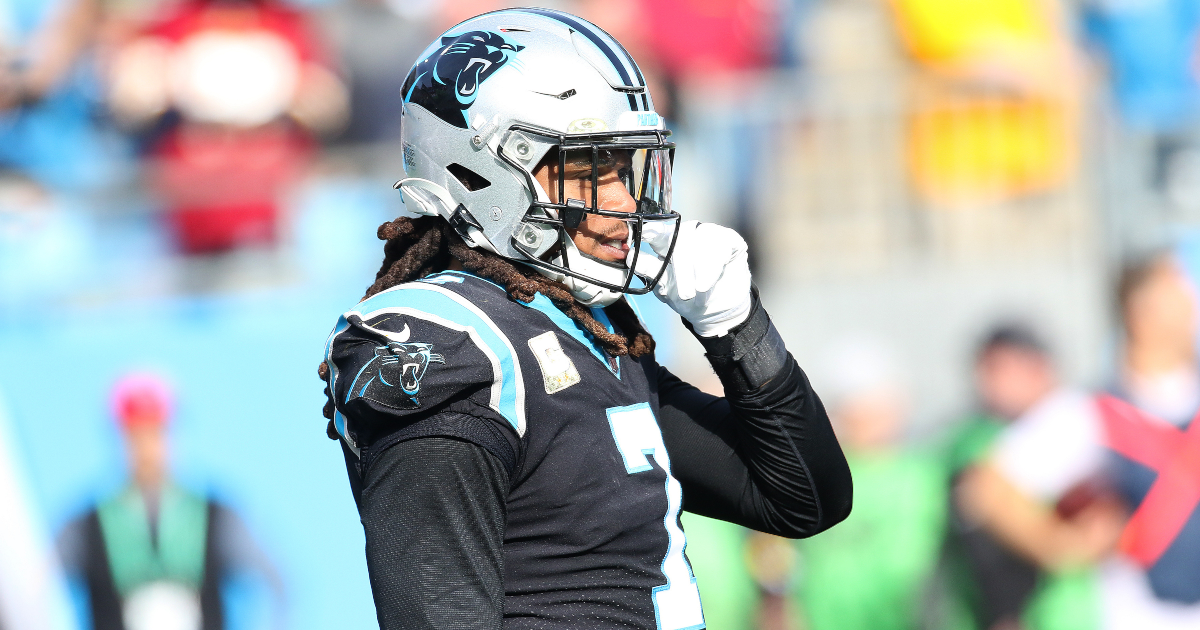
[
  {"left": 888, "top": 0, "right": 1054, "bottom": 64},
  {"left": 909, "top": 95, "right": 1075, "bottom": 205},
  {"left": 885, "top": 0, "right": 1076, "bottom": 204}
]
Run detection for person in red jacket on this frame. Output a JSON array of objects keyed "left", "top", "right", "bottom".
[{"left": 108, "top": 0, "right": 347, "bottom": 254}]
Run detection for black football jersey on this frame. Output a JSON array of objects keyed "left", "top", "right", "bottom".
[{"left": 324, "top": 270, "right": 706, "bottom": 630}]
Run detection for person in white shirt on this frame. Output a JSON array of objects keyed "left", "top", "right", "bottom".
[{"left": 959, "top": 253, "right": 1200, "bottom": 630}]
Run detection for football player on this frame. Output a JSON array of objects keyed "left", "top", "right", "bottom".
[{"left": 320, "top": 9, "right": 853, "bottom": 630}]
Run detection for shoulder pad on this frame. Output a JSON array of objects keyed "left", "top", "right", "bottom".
[{"left": 323, "top": 281, "right": 527, "bottom": 446}]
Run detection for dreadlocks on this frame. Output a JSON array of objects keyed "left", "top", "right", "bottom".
[{"left": 319, "top": 215, "right": 655, "bottom": 421}]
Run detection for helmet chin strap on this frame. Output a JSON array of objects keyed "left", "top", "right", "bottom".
[{"left": 543, "top": 238, "right": 626, "bottom": 307}]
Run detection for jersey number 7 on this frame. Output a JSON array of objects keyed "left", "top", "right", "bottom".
[{"left": 606, "top": 403, "right": 706, "bottom": 630}]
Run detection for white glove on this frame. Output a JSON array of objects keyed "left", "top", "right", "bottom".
[{"left": 631, "top": 220, "right": 753, "bottom": 337}]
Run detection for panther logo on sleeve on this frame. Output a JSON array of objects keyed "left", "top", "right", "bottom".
[
  {"left": 402, "top": 30, "right": 524, "bottom": 128},
  {"left": 347, "top": 322, "right": 446, "bottom": 408}
]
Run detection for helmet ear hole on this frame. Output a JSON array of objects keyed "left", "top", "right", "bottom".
[{"left": 446, "top": 163, "right": 491, "bottom": 191}]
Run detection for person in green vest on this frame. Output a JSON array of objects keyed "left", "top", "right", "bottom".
[
  {"left": 792, "top": 338, "right": 947, "bottom": 630},
  {"left": 57, "top": 373, "right": 282, "bottom": 630},
  {"left": 945, "top": 321, "right": 1105, "bottom": 630},
  {"left": 940, "top": 323, "right": 1054, "bottom": 630}
]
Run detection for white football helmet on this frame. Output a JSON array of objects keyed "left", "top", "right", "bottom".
[{"left": 394, "top": 8, "right": 679, "bottom": 307}]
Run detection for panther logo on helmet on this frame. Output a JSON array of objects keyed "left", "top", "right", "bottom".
[{"left": 402, "top": 30, "right": 524, "bottom": 129}]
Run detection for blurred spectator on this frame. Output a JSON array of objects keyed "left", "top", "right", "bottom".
[
  {"left": 108, "top": 0, "right": 347, "bottom": 255},
  {"left": 946, "top": 323, "right": 1094, "bottom": 630},
  {"left": 58, "top": 373, "right": 283, "bottom": 630},
  {"left": 792, "top": 338, "right": 946, "bottom": 630},
  {"left": 960, "top": 252, "right": 1200, "bottom": 630},
  {"left": 885, "top": 0, "right": 1080, "bottom": 205},
  {"left": 0, "top": 0, "right": 126, "bottom": 191},
  {"left": 0, "top": 392, "right": 79, "bottom": 630},
  {"left": 947, "top": 323, "right": 1056, "bottom": 474},
  {"left": 0, "top": 0, "right": 97, "bottom": 109}
]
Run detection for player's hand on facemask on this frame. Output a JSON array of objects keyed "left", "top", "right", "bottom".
[{"left": 630, "top": 220, "right": 752, "bottom": 338}]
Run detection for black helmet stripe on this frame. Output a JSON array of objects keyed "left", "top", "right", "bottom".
[
  {"left": 516, "top": 8, "right": 643, "bottom": 111},
  {"left": 601, "top": 28, "right": 651, "bottom": 110}
]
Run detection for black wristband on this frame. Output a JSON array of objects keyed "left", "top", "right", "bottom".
[{"left": 686, "top": 287, "right": 789, "bottom": 393}]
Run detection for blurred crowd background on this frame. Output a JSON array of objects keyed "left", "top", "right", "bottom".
[{"left": 3, "top": 0, "right": 1200, "bottom": 628}]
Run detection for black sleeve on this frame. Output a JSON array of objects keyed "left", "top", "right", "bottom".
[
  {"left": 658, "top": 292, "right": 853, "bottom": 538},
  {"left": 357, "top": 436, "right": 508, "bottom": 630}
]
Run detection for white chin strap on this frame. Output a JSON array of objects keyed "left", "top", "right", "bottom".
[{"left": 541, "top": 238, "right": 626, "bottom": 307}]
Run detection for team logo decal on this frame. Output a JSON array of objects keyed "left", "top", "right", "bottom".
[
  {"left": 528, "top": 331, "right": 580, "bottom": 394},
  {"left": 349, "top": 323, "right": 445, "bottom": 408},
  {"left": 402, "top": 30, "right": 524, "bottom": 129}
]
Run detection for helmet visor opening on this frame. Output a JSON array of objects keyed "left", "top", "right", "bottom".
[{"left": 546, "top": 146, "right": 673, "bottom": 218}]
